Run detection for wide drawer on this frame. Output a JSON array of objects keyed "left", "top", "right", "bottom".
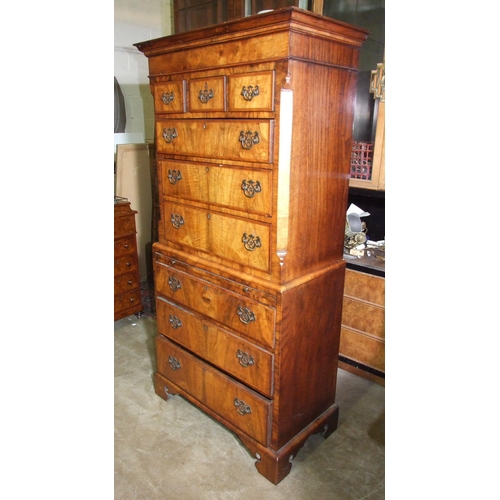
[
  {"left": 228, "top": 71, "right": 275, "bottom": 111},
  {"left": 157, "top": 297, "right": 273, "bottom": 397},
  {"left": 114, "top": 214, "right": 136, "bottom": 238},
  {"left": 164, "top": 201, "right": 270, "bottom": 272},
  {"left": 344, "top": 270, "right": 385, "bottom": 306},
  {"left": 156, "top": 119, "right": 273, "bottom": 164},
  {"left": 114, "top": 289, "right": 142, "bottom": 312},
  {"left": 155, "top": 261, "right": 276, "bottom": 349},
  {"left": 114, "top": 235, "right": 137, "bottom": 258},
  {"left": 161, "top": 160, "right": 272, "bottom": 216},
  {"left": 340, "top": 326, "right": 385, "bottom": 372},
  {"left": 341, "top": 297, "right": 385, "bottom": 340},
  {"left": 114, "top": 271, "right": 140, "bottom": 295},
  {"left": 153, "top": 80, "right": 186, "bottom": 114},
  {"left": 114, "top": 254, "right": 138, "bottom": 275},
  {"left": 157, "top": 336, "right": 271, "bottom": 446}
]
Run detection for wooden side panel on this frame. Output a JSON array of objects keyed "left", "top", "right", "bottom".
[{"left": 273, "top": 265, "right": 345, "bottom": 449}]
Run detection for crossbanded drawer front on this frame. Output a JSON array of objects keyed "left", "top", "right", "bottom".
[
  {"left": 157, "top": 336, "right": 271, "bottom": 446},
  {"left": 341, "top": 297, "right": 385, "bottom": 340},
  {"left": 114, "top": 215, "right": 136, "bottom": 237},
  {"left": 161, "top": 160, "right": 272, "bottom": 216},
  {"left": 115, "top": 254, "right": 138, "bottom": 275},
  {"left": 153, "top": 81, "right": 186, "bottom": 114},
  {"left": 340, "top": 326, "right": 385, "bottom": 372},
  {"left": 188, "top": 76, "right": 226, "bottom": 112},
  {"left": 228, "top": 71, "right": 275, "bottom": 111},
  {"left": 114, "top": 289, "right": 142, "bottom": 311},
  {"left": 156, "top": 119, "right": 273, "bottom": 164},
  {"left": 155, "top": 263, "right": 276, "bottom": 349},
  {"left": 164, "top": 202, "right": 270, "bottom": 272},
  {"left": 114, "top": 272, "right": 140, "bottom": 294},
  {"left": 157, "top": 297, "right": 273, "bottom": 397},
  {"left": 114, "top": 235, "right": 137, "bottom": 258}
]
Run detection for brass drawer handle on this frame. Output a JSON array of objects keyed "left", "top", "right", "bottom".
[
  {"left": 242, "top": 233, "right": 261, "bottom": 251},
  {"left": 162, "top": 127, "right": 178, "bottom": 143},
  {"left": 236, "top": 349, "right": 255, "bottom": 368},
  {"left": 169, "top": 315, "right": 183, "bottom": 329},
  {"left": 234, "top": 398, "right": 252, "bottom": 415},
  {"left": 241, "top": 85, "right": 260, "bottom": 101},
  {"left": 198, "top": 83, "right": 214, "bottom": 103},
  {"left": 239, "top": 130, "right": 260, "bottom": 150},
  {"left": 170, "top": 214, "right": 184, "bottom": 229},
  {"left": 168, "top": 276, "right": 181, "bottom": 292},
  {"left": 168, "top": 355, "right": 181, "bottom": 371},
  {"left": 241, "top": 179, "right": 262, "bottom": 198},
  {"left": 161, "top": 91, "right": 175, "bottom": 105},
  {"left": 237, "top": 305, "right": 256, "bottom": 325},
  {"left": 168, "top": 169, "right": 183, "bottom": 185}
]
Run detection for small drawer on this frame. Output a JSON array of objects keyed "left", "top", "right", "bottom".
[
  {"left": 154, "top": 262, "right": 276, "bottom": 349},
  {"left": 164, "top": 202, "right": 270, "bottom": 273},
  {"left": 188, "top": 76, "right": 226, "bottom": 112},
  {"left": 340, "top": 326, "right": 385, "bottom": 372},
  {"left": 228, "top": 71, "right": 274, "bottom": 111},
  {"left": 160, "top": 160, "right": 272, "bottom": 216},
  {"left": 114, "top": 215, "right": 136, "bottom": 238},
  {"left": 156, "top": 336, "right": 271, "bottom": 446},
  {"left": 114, "top": 271, "right": 140, "bottom": 295},
  {"left": 157, "top": 298, "right": 274, "bottom": 397},
  {"left": 156, "top": 119, "right": 273, "bottom": 164},
  {"left": 114, "top": 289, "right": 142, "bottom": 312},
  {"left": 341, "top": 297, "right": 385, "bottom": 340},
  {"left": 153, "top": 81, "right": 186, "bottom": 114},
  {"left": 114, "top": 235, "right": 136, "bottom": 258},
  {"left": 115, "top": 254, "right": 138, "bottom": 275}
]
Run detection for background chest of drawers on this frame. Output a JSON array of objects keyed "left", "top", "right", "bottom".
[
  {"left": 339, "top": 269, "right": 385, "bottom": 385},
  {"left": 135, "top": 7, "right": 368, "bottom": 484},
  {"left": 114, "top": 200, "right": 143, "bottom": 320}
]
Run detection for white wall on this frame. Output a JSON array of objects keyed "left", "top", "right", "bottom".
[
  {"left": 114, "top": 0, "right": 173, "bottom": 278},
  {"left": 114, "top": 0, "right": 173, "bottom": 142}
]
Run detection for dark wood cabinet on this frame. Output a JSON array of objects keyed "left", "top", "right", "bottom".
[
  {"left": 173, "top": 0, "right": 311, "bottom": 33},
  {"left": 135, "top": 7, "right": 367, "bottom": 484}
]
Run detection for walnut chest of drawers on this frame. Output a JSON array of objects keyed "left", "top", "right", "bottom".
[
  {"left": 339, "top": 268, "right": 385, "bottom": 385},
  {"left": 114, "top": 200, "right": 143, "bottom": 320},
  {"left": 135, "top": 7, "right": 368, "bottom": 484}
]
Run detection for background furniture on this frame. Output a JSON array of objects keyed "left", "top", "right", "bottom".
[
  {"left": 340, "top": 268, "right": 385, "bottom": 385},
  {"left": 114, "top": 200, "right": 144, "bottom": 320},
  {"left": 135, "top": 7, "right": 368, "bottom": 484}
]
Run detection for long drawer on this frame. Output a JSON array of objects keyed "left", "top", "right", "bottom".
[
  {"left": 161, "top": 160, "right": 272, "bottom": 216},
  {"left": 157, "top": 297, "right": 274, "bottom": 397},
  {"left": 156, "top": 119, "right": 273, "bottom": 164},
  {"left": 339, "top": 326, "right": 385, "bottom": 372},
  {"left": 341, "top": 296, "right": 385, "bottom": 340},
  {"left": 164, "top": 201, "right": 270, "bottom": 272},
  {"left": 157, "top": 336, "right": 272, "bottom": 446},
  {"left": 155, "top": 261, "right": 276, "bottom": 349}
]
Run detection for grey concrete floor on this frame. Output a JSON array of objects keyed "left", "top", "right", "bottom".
[{"left": 115, "top": 314, "right": 385, "bottom": 499}]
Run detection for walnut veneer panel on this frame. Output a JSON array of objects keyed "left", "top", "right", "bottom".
[{"left": 135, "top": 7, "right": 368, "bottom": 484}]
